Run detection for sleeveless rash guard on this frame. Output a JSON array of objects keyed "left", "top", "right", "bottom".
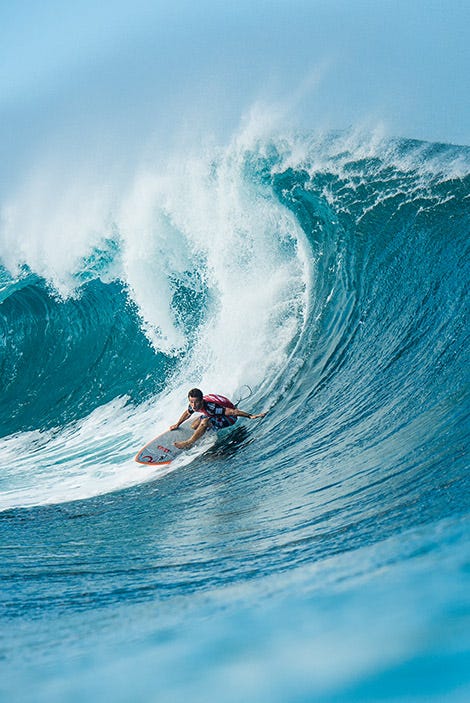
[{"left": 188, "top": 394, "right": 237, "bottom": 430}]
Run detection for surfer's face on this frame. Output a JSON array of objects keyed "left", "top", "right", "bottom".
[{"left": 188, "top": 396, "right": 203, "bottom": 411}]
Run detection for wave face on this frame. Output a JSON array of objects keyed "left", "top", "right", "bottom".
[{"left": 1, "top": 131, "right": 469, "bottom": 702}]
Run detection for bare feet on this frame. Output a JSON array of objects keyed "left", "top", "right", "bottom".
[{"left": 174, "top": 440, "right": 192, "bottom": 450}]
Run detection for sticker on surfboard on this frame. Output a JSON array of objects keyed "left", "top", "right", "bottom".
[{"left": 135, "top": 423, "right": 194, "bottom": 465}]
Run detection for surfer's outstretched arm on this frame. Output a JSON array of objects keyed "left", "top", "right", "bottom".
[{"left": 225, "top": 407, "right": 267, "bottom": 420}]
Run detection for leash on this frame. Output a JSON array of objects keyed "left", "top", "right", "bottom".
[{"left": 234, "top": 385, "right": 253, "bottom": 407}]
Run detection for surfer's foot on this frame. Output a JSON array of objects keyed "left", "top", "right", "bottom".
[{"left": 174, "top": 440, "right": 192, "bottom": 450}]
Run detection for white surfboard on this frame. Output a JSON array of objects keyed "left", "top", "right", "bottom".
[{"left": 135, "top": 422, "right": 194, "bottom": 465}]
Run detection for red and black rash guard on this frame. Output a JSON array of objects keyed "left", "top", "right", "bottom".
[{"left": 187, "top": 394, "right": 237, "bottom": 430}]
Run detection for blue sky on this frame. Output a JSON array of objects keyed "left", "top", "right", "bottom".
[{"left": 1, "top": 0, "right": 469, "bottom": 152}]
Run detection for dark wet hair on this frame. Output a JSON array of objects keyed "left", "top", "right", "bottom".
[{"left": 188, "top": 388, "right": 203, "bottom": 400}]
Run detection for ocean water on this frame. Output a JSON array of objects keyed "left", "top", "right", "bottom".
[{"left": 1, "top": 128, "right": 469, "bottom": 702}]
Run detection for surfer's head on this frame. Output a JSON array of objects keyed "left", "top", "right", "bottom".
[{"left": 188, "top": 388, "right": 204, "bottom": 411}]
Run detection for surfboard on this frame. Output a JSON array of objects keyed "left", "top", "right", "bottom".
[{"left": 135, "top": 423, "right": 194, "bottom": 465}]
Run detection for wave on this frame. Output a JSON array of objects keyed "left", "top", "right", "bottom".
[
  {"left": 0, "top": 129, "right": 468, "bottom": 514},
  {"left": 1, "top": 124, "right": 469, "bottom": 703}
]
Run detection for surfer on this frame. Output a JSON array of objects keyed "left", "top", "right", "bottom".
[{"left": 170, "top": 388, "right": 267, "bottom": 449}]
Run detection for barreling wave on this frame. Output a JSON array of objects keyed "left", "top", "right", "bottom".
[{"left": 0, "top": 130, "right": 469, "bottom": 512}]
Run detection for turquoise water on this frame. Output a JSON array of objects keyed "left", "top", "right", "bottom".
[{"left": 1, "top": 131, "right": 469, "bottom": 701}]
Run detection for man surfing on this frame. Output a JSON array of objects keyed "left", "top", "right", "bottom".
[{"left": 170, "top": 388, "right": 267, "bottom": 449}]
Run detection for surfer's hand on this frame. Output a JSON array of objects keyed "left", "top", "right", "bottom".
[
  {"left": 250, "top": 412, "right": 267, "bottom": 419},
  {"left": 169, "top": 424, "right": 179, "bottom": 431}
]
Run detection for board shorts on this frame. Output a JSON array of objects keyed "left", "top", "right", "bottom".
[{"left": 206, "top": 415, "right": 236, "bottom": 431}]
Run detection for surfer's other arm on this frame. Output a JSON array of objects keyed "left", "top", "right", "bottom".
[
  {"left": 175, "top": 416, "right": 210, "bottom": 449},
  {"left": 224, "top": 407, "right": 267, "bottom": 420},
  {"left": 169, "top": 409, "right": 191, "bottom": 431}
]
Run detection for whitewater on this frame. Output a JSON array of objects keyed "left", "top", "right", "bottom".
[{"left": 1, "top": 114, "right": 469, "bottom": 701}]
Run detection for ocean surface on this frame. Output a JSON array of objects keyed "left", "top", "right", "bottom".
[{"left": 1, "top": 129, "right": 469, "bottom": 702}]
